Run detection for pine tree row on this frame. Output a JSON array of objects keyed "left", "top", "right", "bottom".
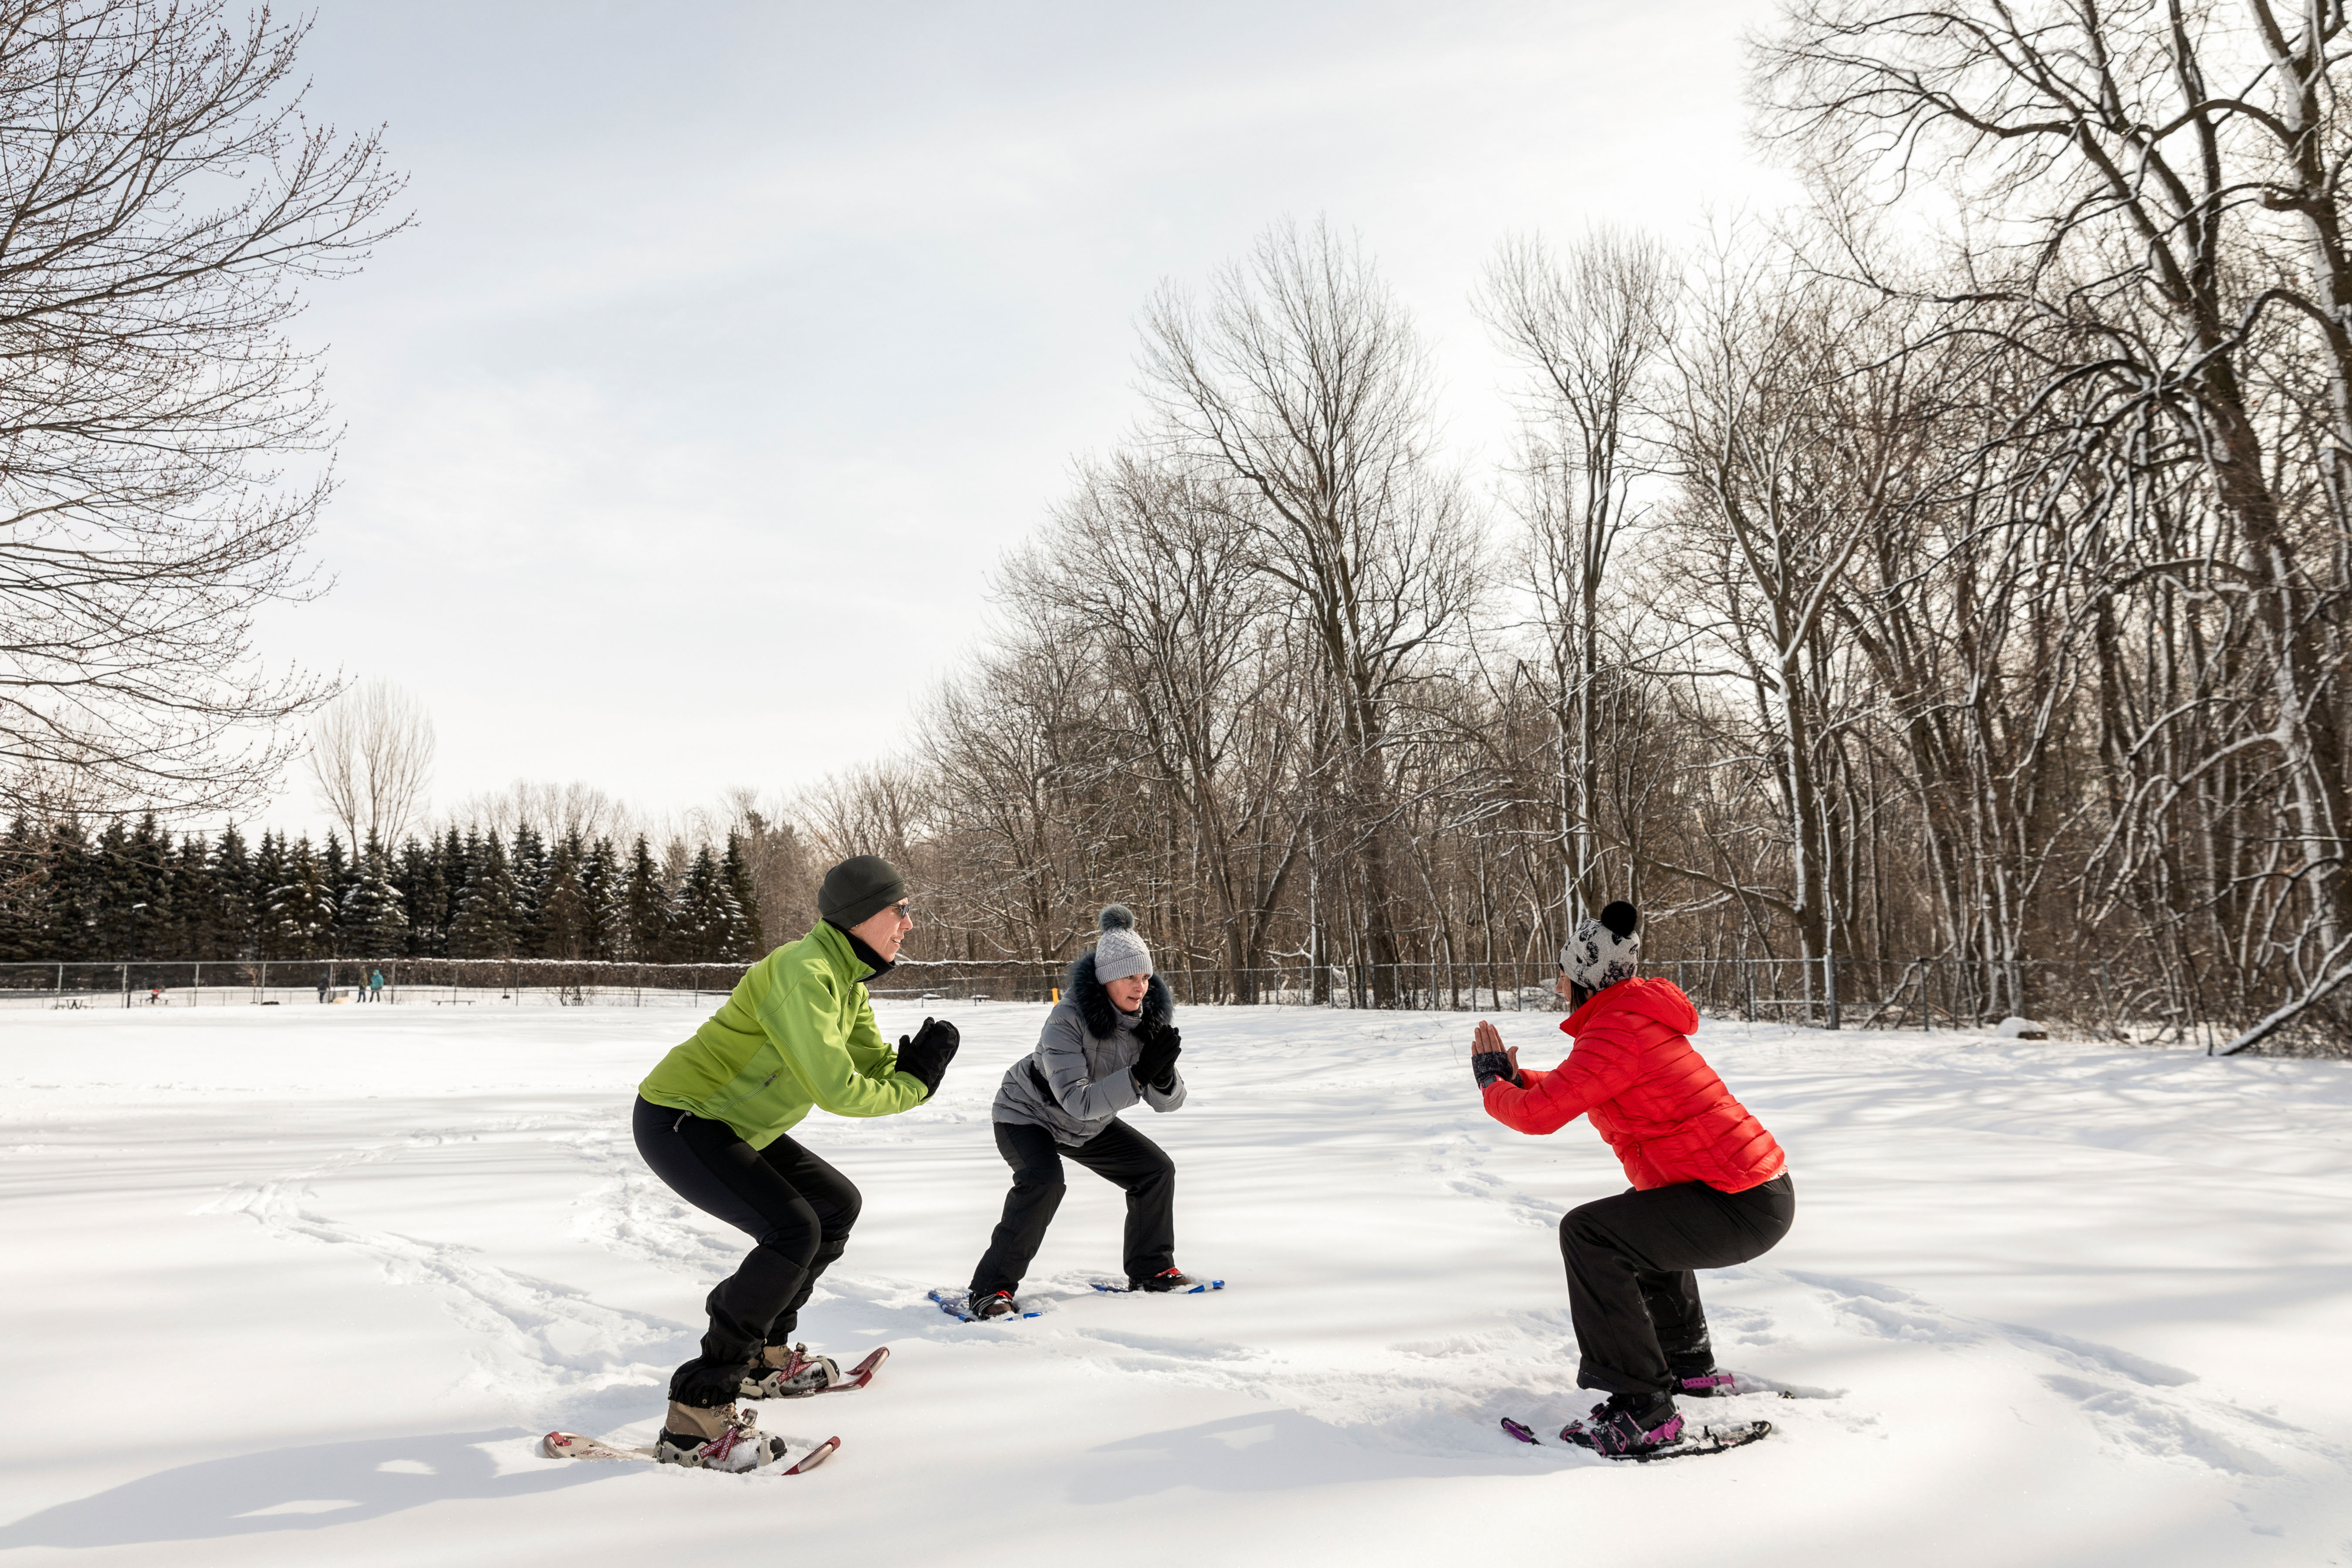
[{"left": 0, "top": 815, "right": 766, "bottom": 964}]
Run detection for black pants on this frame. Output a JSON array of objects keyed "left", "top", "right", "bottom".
[
  {"left": 1560, "top": 1174, "right": 1795, "bottom": 1398},
  {"left": 969, "top": 1119, "right": 1175, "bottom": 1298},
  {"left": 631, "top": 1095, "right": 862, "bottom": 1406}
]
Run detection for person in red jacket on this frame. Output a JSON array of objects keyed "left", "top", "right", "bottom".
[{"left": 1473, "top": 900, "right": 1793, "bottom": 1458}]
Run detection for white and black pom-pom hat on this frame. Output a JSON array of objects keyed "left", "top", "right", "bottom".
[
  {"left": 1561, "top": 901, "right": 1641, "bottom": 991},
  {"left": 1092, "top": 904, "right": 1153, "bottom": 983}
]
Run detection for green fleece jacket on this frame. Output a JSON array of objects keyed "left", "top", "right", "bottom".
[{"left": 638, "top": 921, "right": 927, "bottom": 1146}]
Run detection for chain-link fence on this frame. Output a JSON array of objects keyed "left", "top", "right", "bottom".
[{"left": 0, "top": 953, "right": 2131, "bottom": 1033}]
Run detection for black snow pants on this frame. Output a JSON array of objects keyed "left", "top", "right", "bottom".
[
  {"left": 631, "top": 1094, "right": 862, "bottom": 1407},
  {"left": 1561, "top": 1173, "right": 1794, "bottom": 1398},
  {"left": 968, "top": 1119, "right": 1175, "bottom": 1298}
]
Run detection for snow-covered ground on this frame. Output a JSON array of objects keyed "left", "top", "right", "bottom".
[{"left": 2, "top": 1001, "right": 2348, "bottom": 1566}]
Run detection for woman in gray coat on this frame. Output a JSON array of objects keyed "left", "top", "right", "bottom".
[{"left": 966, "top": 905, "right": 1193, "bottom": 1317}]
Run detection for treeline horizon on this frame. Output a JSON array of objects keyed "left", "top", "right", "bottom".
[{"left": 0, "top": 813, "right": 773, "bottom": 966}]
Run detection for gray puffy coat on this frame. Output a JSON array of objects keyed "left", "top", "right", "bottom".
[{"left": 993, "top": 952, "right": 1186, "bottom": 1145}]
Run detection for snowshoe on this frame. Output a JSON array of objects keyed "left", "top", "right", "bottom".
[
  {"left": 1561, "top": 1395, "right": 1685, "bottom": 1458},
  {"left": 1091, "top": 1274, "right": 1224, "bottom": 1295},
  {"left": 655, "top": 1402, "right": 791, "bottom": 1472},
  {"left": 930, "top": 1288, "right": 1041, "bottom": 1321}
]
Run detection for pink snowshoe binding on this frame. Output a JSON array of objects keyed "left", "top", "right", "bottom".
[
  {"left": 1675, "top": 1369, "right": 1764, "bottom": 1398},
  {"left": 740, "top": 1343, "right": 842, "bottom": 1399},
  {"left": 1561, "top": 1395, "right": 1685, "bottom": 1457}
]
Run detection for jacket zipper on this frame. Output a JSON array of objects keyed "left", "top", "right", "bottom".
[{"left": 706, "top": 1069, "right": 780, "bottom": 1122}]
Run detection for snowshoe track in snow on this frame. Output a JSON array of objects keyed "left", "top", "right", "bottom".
[{"left": 197, "top": 1120, "right": 690, "bottom": 1421}]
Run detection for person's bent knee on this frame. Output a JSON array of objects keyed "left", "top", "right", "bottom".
[
  {"left": 828, "top": 1183, "right": 864, "bottom": 1233},
  {"left": 1561, "top": 1201, "right": 1619, "bottom": 1252}
]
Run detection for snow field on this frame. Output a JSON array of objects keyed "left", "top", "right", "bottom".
[{"left": 0, "top": 1003, "right": 2348, "bottom": 1565}]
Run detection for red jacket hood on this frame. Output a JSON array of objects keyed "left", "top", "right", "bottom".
[{"left": 1560, "top": 975, "right": 1699, "bottom": 1039}]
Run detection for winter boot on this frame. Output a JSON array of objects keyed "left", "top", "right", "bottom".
[
  {"left": 740, "top": 1342, "right": 841, "bottom": 1399},
  {"left": 970, "top": 1290, "right": 1020, "bottom": 1320},
  {"left": 655, "top": 1401, "right": 789, "bottom": 1472},
  {"left": 1560, "top": 1393, "right": 1684, "bottom": 1457},
  {"left": 1129, "top": 1267, "right": 1196, "bottom": 1293}
]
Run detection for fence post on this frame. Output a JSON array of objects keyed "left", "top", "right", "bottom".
[
  {"left": 1825, "top": 953, "right": 1840, "bottom": 1031},
  {"left": 120, "top": 963, "right": 128, "bottom": 1008}
]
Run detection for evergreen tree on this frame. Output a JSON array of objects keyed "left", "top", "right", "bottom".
[
  {"left": 395, "top": 838, "right": 443, "bottom": 957},
  {"left": 212, "top": 825, "right": 254, "bottom": 960},
  {"left": 538, "top": 831, "right": 588, "bottom": 959},
  {"left": 340, "top": 834, "right": 408, "bottom": 956},
  {"left": 450, "top": 833, "right": 518, "bottom": 958},
  {"left": 321, "top": 832, "right": 354, "bottom": 956},
  {"left": 46, "top": 821, "right": 95, "bottom": 961},
  {"left": 90, "top": 819, "right": 137, "bottom": 956},
  {"left": 171, "top": 833, "right": 218, "bottom": 957},
  {"left": 248, "top": 832, "right": 287, "bottom": 958},
  {"left": 720, "top": 833, "right": 765, "bottom": 960},
  {"left": 0, "top": 816, "right": 41, "bottom": 962},
  {"left": 669, "top": 845, "right": 741, "bottom": 963},
  {"left": 622, "top": 835, "right": 669, "bottom": 962},
  {"left": 134, "top": 814, "right": 172, "bottom": 946},
  {"left": 265, "top": 836, "right": 336, "bottom": 958},
  {"left": 581, "top": 836, "right": 622, "bottom": 960},
  {"left": 509, "top": 824, "right": 548, "bottom": 957}
]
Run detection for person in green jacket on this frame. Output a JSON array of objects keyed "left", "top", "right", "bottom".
[{"left": 631, "top": 854, "right": 960, "bottom": 1470}]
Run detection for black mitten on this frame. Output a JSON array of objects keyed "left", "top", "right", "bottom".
[
  {"left": 1133, "top": 1026, "right": 1182, "bottom": 1092},
  {"left": 1472, "top": 1050, "right": 1521, "bottom": 1090},
  {"left": 895, "top": 1016, "right": 960, "bottom": 1097}
]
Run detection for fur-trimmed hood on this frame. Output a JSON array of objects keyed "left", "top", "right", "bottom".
[
  {"left": 1065, "top": 949, "right": 1173, "bottom": 1040},
  {"left": 994, "top": 952, "right": 1187, "bottom": 1146}
]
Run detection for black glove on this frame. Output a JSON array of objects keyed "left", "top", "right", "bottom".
[
  {"left": 1132, "top": 1026, "right": 1182, "bottom": 1093},
  {"left": 1472, "top": 1050, "right": 1521, "bottom": 1090},
  {"left": 895, "top": 1016, "right": 960, "bottom": 1098}
]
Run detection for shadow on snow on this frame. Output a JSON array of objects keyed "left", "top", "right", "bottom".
[{"left": 0, "top": 1428, "right": 617, "bottom": 1548}]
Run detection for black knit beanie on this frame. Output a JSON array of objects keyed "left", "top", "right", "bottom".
[{"left": 818, "top": 855, "right": 907, "bottom": 929}]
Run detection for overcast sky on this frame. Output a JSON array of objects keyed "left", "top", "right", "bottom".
[{"left": 255, "top": 0, "right": 1791, "bottom": 838}]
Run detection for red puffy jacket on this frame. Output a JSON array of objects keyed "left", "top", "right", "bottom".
[{"left": 1480, "top": 976, "right": 1784, "bottom": 1193}]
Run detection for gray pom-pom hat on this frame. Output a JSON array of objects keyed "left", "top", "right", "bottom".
[
  {"left": 1561, "top": 901, "right": 1640, "bottom": 992},
  {"left": 1092, "top": 903, "right": 1153, "bottom": 983}
]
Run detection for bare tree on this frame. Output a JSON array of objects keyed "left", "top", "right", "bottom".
[
  {"left": 1759, "top": 0, "right": 2352, "bottom": 1040},
  {"left": 306, "top": 679, "right": 435, "bottom": 849},
  {"left": 0, "top": 0, "right": 408, "bottom": 818},
  {"left": 446, "top": 780, "right": 635, "bottom": 845},
  {"left": 1142, "top": 217, "right": 1483, "bottom": 1000},
  {"left": 1478, "top": 228, "right": 1673, "bottom": 927},
  {"left": 1005, "top": 449, "right": 1316, "bottom": 991}
]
